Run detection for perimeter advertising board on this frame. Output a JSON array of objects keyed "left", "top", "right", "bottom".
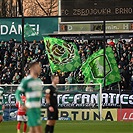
[
  {"left": 5, "top": 109, "right": 117, "bottom": 121},
  {"left": 117, "top": 109, "right": 133, "bottom": 121},
  {"left": 2, "top": 89, "right": 133, "bottom": 121},
  {"left": 41, "top": 109, "right": 117, "bottom": 121}
]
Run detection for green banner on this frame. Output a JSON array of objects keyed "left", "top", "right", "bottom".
[
  {"left": 0, "top": 17, "right": 58, "bottom": 41},
  {"left": 81, "top": 47, "right": 121, "bottom": 87},
  {"left": 44, "top": 37, "right": 81, "bottom": 73}
]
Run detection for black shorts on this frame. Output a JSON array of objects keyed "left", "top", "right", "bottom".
[{"left": 47, "top": 107, "right": 58, "bottom": 120}]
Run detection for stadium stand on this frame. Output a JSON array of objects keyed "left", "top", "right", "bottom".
[{"left": 0, "top": 38, "right": 133, "bottom": 90}]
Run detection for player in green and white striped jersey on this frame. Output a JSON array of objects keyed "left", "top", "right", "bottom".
[
  {"left": 0, "top": 87, "right": 5, "bottom": 123},
  {"left": 15, "top": 61, "right": 43, "bottom": 133}
]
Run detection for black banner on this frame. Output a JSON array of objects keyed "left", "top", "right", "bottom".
[{"left": 3, "top": 90, "right": 133, "bottom": 109}]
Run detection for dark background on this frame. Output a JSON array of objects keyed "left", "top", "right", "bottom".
[{"left": 61, "top": 0, "right": 133, "bottom": 21}]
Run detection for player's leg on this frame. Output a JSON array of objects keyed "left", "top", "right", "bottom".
[
  {"left": 17, "top": 115, "right": 27, "bottom": 133},
  {"left": 45, "top": 109, "right": 53, "bottom": 133},
  {"left": 29, "top": 127, "right": 35, "bottom": 133},
  {"left": 45, "top": 108, "right": 50, "bottom": 133},
  {"left": 46, "top": 120, "right": 56, "bottom": 133},
  {"left": 17, "top": 121, "right": 22, "bottom": 133},
  {"left": 45, "top": 120, "right": 56, "bottom": 133},
  {"left": 45, "top": 109, "right": 58, "bottom": 133},
  {"left": 23, "top": 115, "right": 27, "bottom": 133},
  {"left": 45, "top": 121, "right": 51, "bottom": 133},
  {"left": 23, "top": 122, "right": 27, "bottom": 133},
  {"left": 34, "top": 125, "right": 43, "bottom": 133},
  {"left": 49, "top": 120, "right": 56, "bottom": 133},
  {"left": 27, "top": 108, "right": 42, "bottom": 133},
  {"left": 49, "top": 109, "right": 58, "bottom": 133}
]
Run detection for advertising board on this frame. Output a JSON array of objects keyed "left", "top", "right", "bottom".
[
  {"left": 117, "top": 109, "right": 133, "bottom": 121},
  {"left": 41, "top": 109, "right": 117, "bottom": 121}
]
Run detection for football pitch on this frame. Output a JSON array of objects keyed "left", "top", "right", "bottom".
[{"left": 0, "top": 121, "right": 133, "bottom": 133}]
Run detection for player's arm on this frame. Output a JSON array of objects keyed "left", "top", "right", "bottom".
[
  {"left": 15, "top": 89, "right": 23, "bottom": 105},
  {"left": 45, "top": 89, "right": 54, "bottom": 112},
  {"left": 15, "top": 80, "right": 25, "bottom": 105},
  {"left": 45, "top": 89, "right": 50, "bottom": 104}
]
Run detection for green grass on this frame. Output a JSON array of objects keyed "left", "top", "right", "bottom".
[{"left": 0, "top": 121, "right": 133, "bottom": 133}]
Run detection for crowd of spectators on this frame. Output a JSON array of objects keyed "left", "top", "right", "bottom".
[{"left": 0, "top": 38, "right": 133, "bottom": 90}]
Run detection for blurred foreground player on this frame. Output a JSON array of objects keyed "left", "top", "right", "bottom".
[
  {"left": 0, "top": 87, "right": 5, "bottom": 123},
  {"left": 15, "top": 61, "right": 43, "bottom": 133},
  {"left": 16, "top": 94, "right": 27, "bottom": 133},
  {"left": 45, "top": 75, "right": 59, "bottom": 133}
]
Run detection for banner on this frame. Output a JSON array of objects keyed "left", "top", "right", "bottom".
[
  {"left": 44, "top": 37, "right": 81, "bottom": 73},
  {"left": 0, "top": 17, "right": 58, "bottom": 41},
  {"left": 3, "top": 90, "right": 133, "bottom": 109},
  {"left": 55, "top": 91, "right": 133, "bottom": 108},
  {"left": 117, "top": 109, "right": 133, "bottom": 121},
  {"left": 81, "top": 47, "right": 121, "bottom": 87}
]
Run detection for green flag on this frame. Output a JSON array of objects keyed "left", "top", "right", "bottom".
[
  {"left": 44, "top": 37, "right": 81, "bottom": 73},
  {"left": 24, "top": 23, "right": 37, "bottom": 38},
  {"left": 81, "top": 47, "right": 121, "bottom": 87}
]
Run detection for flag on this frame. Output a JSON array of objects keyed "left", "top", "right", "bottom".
[
  {"left": 81, "top": 47, "right": 121, "bottom": 87},
  {"left": 24, "top": 23, "right": 37, "bottom": 38},
  {"left": 44, "top": 37, "right": 81, "bottom": 73}
]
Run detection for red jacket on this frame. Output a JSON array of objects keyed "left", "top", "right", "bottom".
[
  {"left": 16, "top": 96, "right": 26, "bottom": 115},
  {"left": 108, "top": 41, "right": 115, "bottom": 47}
]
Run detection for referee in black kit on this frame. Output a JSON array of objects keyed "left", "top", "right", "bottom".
[{"left": 45, "top": 75, "right": 59, "bottom": 133}]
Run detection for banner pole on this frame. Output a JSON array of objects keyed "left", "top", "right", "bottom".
[
  {"left": 102, "top": 19, "right": 106, "bottom": 121},
  {"left": 118, "top": 83, "right": 122, "bottom": 121},
  {"left": 103, "top": 20, "right": 106, "bottom": 89},
  {"left": 21, "top": 0, "right": 25, "bottom": 78},
  {"left": 100, "top": 83, "right": 102, "bottom": 121},
  {"left": 17, "top": 0, "right": 25, "bottom": 77}
]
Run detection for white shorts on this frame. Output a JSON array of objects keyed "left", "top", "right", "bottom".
[{"left": 17, "top": 115, "right": 27, "bottom": 122}]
